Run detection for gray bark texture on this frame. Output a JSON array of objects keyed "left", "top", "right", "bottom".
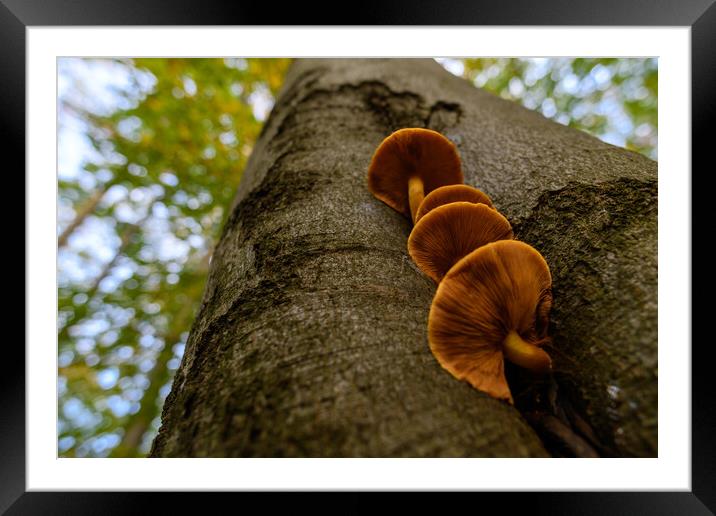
[{"left": 150, "top": 58, "right": 657, "bottom": 457}]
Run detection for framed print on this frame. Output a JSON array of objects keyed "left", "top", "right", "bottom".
[{"left": 8, "top": 0, "right": 712, "bottom": 513}]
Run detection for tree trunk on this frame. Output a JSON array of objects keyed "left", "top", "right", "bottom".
[{"left": 150, "top": 58, "right": 657, "bottom": 457}]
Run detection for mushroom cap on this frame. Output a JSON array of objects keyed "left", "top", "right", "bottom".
[
  {"left": 427, "top": 240, "right": 553, "bottom": 402},
  {"left": 367, "top": 128, "right": 463, "bottom": 218},
  {"left": 408, "top": 202, "right": 513, "bottom": 283},
  {"left": 415, "top": 184, "right": 494, "bottom": 223}
]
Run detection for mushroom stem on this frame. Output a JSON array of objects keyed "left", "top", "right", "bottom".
[
  {"left": 503, "top": 331, "right": 552, "bottom": 373},
  {"left": 408, "top": 176, "right": 425, "bottom": 223}
]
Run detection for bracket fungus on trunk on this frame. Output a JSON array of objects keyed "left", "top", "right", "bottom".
[
  {"left": 366, "top": 126, "right": 554, "bottom": 406},
  {"left": 407, "top": 202, "right": 513, "bottom": 283},
  {"left": 428, "top": 240, "right": 554, "bottom": 403},
  {"left": 414, "top": 184, "right": 494, "bottom": 223},
  {"left": 367, "top": 128, "right": 463, "bottom": 222}
]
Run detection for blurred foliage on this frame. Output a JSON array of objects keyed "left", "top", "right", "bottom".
[
  {"left": 439, "top": 58, "right": 657, "bottom": 159},
  {"left": 57, "top": 57, "right": 657, "bottom": 458},
  {"left": 58, "top": 58, "right": 291, "bottom": 457}
]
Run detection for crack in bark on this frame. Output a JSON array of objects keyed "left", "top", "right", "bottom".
[
  {"left": 511, "top": 176, "right": 658, "bottom": 457},
  {"left": 273, "top": 79, "right": 463, "bottom": 138}
]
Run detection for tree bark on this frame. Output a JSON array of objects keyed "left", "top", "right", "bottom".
[{"left": 151, "top": 58, "right": 657, "bottom": 457}]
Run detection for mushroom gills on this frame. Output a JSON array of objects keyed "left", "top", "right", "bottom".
[
  {"left": 366, "top": 128, "right": 463, "bottom": 221},
  {"left": 408, "top": 202, "right": 513, "bottom": 282},
  {"left": 427, "top": 240, "right": 554, "bottom": 403},
  {"left": 415, "top": 184, "right": 494, "bottom": 222}
]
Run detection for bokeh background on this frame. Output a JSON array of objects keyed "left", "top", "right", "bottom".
[{"left": 58, "top": 57, "right": 657, "bottom": 457}]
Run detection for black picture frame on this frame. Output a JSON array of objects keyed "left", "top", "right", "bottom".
[{"left": 7, "top": 0, "right": 711, "bottom": 513}]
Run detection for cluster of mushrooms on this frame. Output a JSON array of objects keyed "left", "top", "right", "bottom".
[{"left": 367, "top": 128, "right": 553, "bottom": 404}]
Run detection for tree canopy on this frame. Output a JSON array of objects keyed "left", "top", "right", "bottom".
[{"left": 57, "top": 57, "right": 657, "bottom": 457}]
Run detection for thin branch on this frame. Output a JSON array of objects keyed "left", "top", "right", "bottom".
[
  {"left": 58, "top": 186, "right": 108, "bottom": 249},
  {"left": 58, "top": 208, "right": 153, "bottom": 343}
]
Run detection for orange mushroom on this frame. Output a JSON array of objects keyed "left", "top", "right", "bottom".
[
  {"left": 408, "top": 202, "right": 513, "bottom": 283},
  {"left": 428, "top": 240, "right": 553, "bottom": 403},
  {"left": 414, "top": 184, "right": 494, "bottom": 223},
  {"left": 367, "top": 128, "right": 463, "bottom": 222}
]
